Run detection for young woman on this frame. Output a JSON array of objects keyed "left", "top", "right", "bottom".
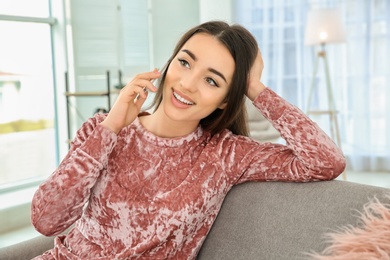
[{"left": 31, "top": 21, "right": 346, "bottom": 259}]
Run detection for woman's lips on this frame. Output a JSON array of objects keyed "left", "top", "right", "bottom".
[{"left": 171, "top": 89, "right": 195, "bottom": 107}]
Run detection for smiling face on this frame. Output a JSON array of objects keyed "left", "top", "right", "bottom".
[{"left": 158, "top": 33, "right": 235, "bottom": 127}]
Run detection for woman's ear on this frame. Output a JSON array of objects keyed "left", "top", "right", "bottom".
[{"left": 218, "top": 101, "right": 227, "bottom": 110}]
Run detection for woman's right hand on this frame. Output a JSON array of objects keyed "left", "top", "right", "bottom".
[{"left": 100, "top": 69, "right": 160, "bottom": 134}]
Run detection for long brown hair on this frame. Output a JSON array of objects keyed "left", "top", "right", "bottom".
[{"left": 150, "top": 21, "right": 259, "bottom": 136}]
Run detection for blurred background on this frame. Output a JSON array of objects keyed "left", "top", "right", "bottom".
[{"left": 1, "top": 0, "right": 390, "bottom": 247}]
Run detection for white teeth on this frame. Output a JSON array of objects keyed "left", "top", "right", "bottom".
[{"left": 173, "top": 91, "right": 194, "bottom": 105}]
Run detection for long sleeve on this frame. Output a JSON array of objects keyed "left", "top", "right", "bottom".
[
  {"left": 230, "top": 88, "right": 346, "bottom": 184},
  {"left": 31, "top": 115, "right": 117, "bottom": 236}
]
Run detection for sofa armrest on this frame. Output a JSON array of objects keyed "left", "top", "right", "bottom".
[
  {"left": 0, "top": 235, "right": 54, "bottom": 260},
  {"left": 197, "top": 180, "right": 390, "bottom": 260}
]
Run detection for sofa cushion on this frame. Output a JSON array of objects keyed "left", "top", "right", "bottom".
[{"left": 197, "top": 180, "right": 390, "bottom": 260}]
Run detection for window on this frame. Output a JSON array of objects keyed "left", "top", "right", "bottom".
[
  {"left": 234, "top": 0, "right": 390, "bottom": 171},
  {"left": 0, "top": 0, "right": 57, "bottom": 188},
  {"left": 65, "top": 0, "right": 151, "bottom": 137},
  {"left": 0, "top": 0, "right": 152, "bottom": 188}
]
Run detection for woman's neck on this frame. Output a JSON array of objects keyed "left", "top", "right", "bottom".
[{"left": 139, "top": 109, "right": 199, "bottom": 138}]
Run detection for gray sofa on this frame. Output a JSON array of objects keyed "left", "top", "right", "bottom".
[{"left": 1, "top": 180, "right": 389, "bottom": 260}]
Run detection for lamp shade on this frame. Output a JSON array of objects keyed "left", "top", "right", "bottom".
[{"left": 304, "top": 8, "right": 347, "bottom": 46}]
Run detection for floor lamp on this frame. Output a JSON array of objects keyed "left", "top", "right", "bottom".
[{"left": 304, "top": 8, "right": 347, "bottom": 180}]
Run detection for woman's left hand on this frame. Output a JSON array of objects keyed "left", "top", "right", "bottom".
[{"left": 247, "top": 49, "right": 266, "bottom": 101}]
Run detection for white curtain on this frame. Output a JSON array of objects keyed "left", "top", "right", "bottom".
[{"left": 234, "top": 0, "right": 390, "bottom": 172}]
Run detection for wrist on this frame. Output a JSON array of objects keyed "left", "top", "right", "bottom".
[
  {"left": 247, "top": 81, "right": 266, "bottom": 101},
  {"left": 99, "top": 121, "right": 120, "bottom": 135}
]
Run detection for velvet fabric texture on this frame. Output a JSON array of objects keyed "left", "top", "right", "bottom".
[
  {"left": 31, "top": 88, "right": 345, "bottom": 259},
  {"left": 309, "top": 195, "right": 390, "bottom": 260}
]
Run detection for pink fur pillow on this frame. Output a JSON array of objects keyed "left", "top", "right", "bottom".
[{"left": 309, "top": 195, "right": 390, "bottom": 260}]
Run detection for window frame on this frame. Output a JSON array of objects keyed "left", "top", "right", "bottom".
[{"left": 0, "top": 1, "right": 64, "bottom": 193}]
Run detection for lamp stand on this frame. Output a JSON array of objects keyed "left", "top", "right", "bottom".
[{"left": 306, "top": 44, "right": 346, "bottom": 180}]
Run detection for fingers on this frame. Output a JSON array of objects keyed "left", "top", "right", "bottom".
[
  {"left": 134, "top": 85, "right": 148, "bottom": 101},
  {"left": 125, "top": 79, "right": 155, "bottom": 101},
  {"left": 120, "top": 69, "right": 161, "bottom": 102},
  {"left": 100, "top": 70, "right": 161, "bottom": 133},
  {"left": 134, "top": 69, "right": 160, "bottom": 89},
  {"left": 133, "top": 78, "right": 158, "bottom": 93}
]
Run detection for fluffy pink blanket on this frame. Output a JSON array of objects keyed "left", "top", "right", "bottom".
[{"left": 309, "top": 195, "right": 390, "bottom": 260}]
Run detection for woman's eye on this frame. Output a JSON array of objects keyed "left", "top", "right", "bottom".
[
  {"left": 206, "top": 77, "right": 218, "bottom": 87},
  {"left": 178, "top": 59, "right": 190, "bottom": 68}
]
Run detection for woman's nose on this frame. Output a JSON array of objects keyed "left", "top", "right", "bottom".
[{"left": 180, "top": 72, "right": 198, "bottom": 93}]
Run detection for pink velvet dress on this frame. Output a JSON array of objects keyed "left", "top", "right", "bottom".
[{"left": 31, "top": 88, "right": 346, "bottom": 259}]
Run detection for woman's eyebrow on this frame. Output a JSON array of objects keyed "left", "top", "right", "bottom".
[
  {"left": 208, "top": 68, "right": 227, "bottom": 83},
  {"left": 181, "top": 49, "right": 228, "bottom": 83},
  {"left": 182, "top": 49, "right": 197, "bottom": 61}
]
